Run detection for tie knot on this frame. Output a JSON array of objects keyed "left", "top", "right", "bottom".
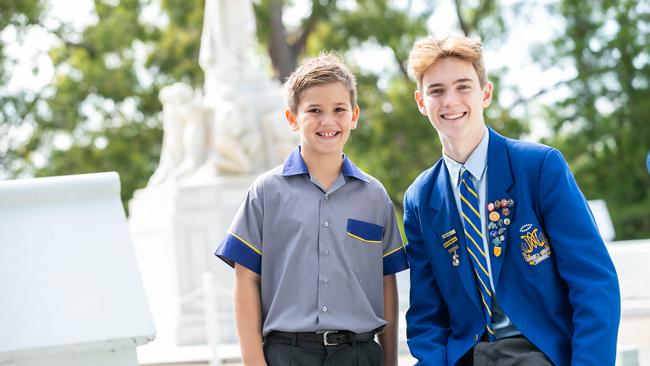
[{"left": 460, "top": 166, "right": 473, "bottom": 182}]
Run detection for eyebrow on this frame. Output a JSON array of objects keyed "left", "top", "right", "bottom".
[
  {"left": 304, "top": 102, "right": 349, "bottom": 108},
  {"left": 426, "top": 78, "right": 474, "bottom": 89}
]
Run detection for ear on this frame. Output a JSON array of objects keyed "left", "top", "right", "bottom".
[
  {"left": 414, "top": 89, "right": 428, "bottom": 116},
  {"left": 482, "top": 82, "right": 493, "bottom": 108},
  {"left": 351, "top": 105, "right": 360, "bottom": 129},
  {"left": 285, "top": 109, "right": 299, "bottom": 131}
]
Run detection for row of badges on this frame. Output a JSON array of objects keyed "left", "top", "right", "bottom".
[
  {"left": 442, "top": 198, "right": 515, "bottom": 265},
  {"left": 487, "top": 198, "right": 514, "bottom": 256}
]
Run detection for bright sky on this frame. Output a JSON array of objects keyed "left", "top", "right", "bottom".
[{"left": 4, "top": 0, "right": 567, "bottom": 141}]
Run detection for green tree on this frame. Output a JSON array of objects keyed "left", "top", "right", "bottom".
[
  {"left": 3, "top": 0, "right": 524, "bottom": 215},
  {"left": 0, "top": 0, "right": 45, "bottom": 176},
  {"left": 541, "top": 0, "right": 650, "bottom": 239}
]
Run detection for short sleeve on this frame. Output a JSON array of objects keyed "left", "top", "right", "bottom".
[
  {"left": 382, "top": 196, "right": 409, "bottom": 275},
  {"left": 214, "top": 181, "right": 263, "bottom": 274}
]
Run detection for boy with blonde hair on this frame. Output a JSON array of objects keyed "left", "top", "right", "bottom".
[
  {"left": 403, "top": 35, "right": 620, "bottom": 366},
  {"left": 215, "top": 54, "right": 408, "bottom": 366}
]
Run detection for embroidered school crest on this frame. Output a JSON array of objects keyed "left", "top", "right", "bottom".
[{"left": 519, "top": 226, "right": 552, "bottom": 265}]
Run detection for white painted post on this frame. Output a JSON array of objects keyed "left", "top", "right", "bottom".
[{"left": 0, "top": 172, "right": 155, "bottom": 365}]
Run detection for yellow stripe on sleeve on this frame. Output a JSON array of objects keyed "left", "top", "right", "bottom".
[
  {"left": 383, "top": 245, "right": 404, "bottom": 258},
  {"left": 227, "top": 231, "right": 262, "bottom": 255}
]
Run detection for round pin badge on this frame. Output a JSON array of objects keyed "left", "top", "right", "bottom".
[
  {"left": 489, "top": 211, "right": 500, "bottom": 222},
  {"left": 502, "top": 207, "right": 510, "bottom": 216},
  {"left": 507, "top": 199, "right": 514, "bottom": 207},
  {"left": 500, "top": 199, "right": 507, "bottom": 207},
  {"left": 487, "top": 203, "right": 495, "bottom": 212},
  {"left": 504, "top": 218, "right": 511, "bottom": 225}
]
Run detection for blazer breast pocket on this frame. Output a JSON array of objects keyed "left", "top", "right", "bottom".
[
  {"left": 346, "top": 219, "right": 383, "bottom": 283},
  {"left": 510, "top": 212, "right": 556, "bottom": 276}
]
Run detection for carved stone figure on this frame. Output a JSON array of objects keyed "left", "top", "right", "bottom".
[{"left": 148, "top": 83, "right": 207, "bottom": 186}]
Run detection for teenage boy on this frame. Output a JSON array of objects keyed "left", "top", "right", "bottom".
[
  {"left": 403, "top": 35, "right": 620, "bottom": 366},
  {"left": 215, "top": 54, "right": 409, "bottom": 366}
]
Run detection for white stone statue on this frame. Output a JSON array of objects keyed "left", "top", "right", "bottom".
[
  {"left": 199, "top": 0, "right": 259, "bottom": 90},
  {"left": 148, "top": 83, "right": 207, "bottom": 186}
]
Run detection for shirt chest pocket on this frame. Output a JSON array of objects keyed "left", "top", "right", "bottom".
[{"left": 346, "top": 219, "right": 383, "bottom": 283}]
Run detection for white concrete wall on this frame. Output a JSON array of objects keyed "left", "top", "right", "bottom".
[{"left": 0, "top": 172, "right": 155, "bottom": 365}]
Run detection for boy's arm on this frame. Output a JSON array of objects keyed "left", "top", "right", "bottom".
[
  {"left": 379, "top": 274, "right": 399, "bottom": 366},
  {"left": 403, "top": 193, "right": 449, "bottom": 365},
  {"left": 234, "top": 263, "right": 266, "bottom": 366},
  {"left": 537, "top": 149, "right": 620, "bottom": 365}
]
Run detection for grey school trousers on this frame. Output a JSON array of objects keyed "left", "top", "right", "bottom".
[
  {"left": 264, "top": 339, "right": 383, "bottom": 366},
  {"left": 458, "top": 335, "right": 554, "bottom": 366}
]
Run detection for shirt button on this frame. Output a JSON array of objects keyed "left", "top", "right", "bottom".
[
  {"left": 473, "top": 334, "right": 479, "bottom": 342},
  {"left": 322, "top": 306, "right": 328, "bottom": 312},
  {"left": 323, "top": 220, "right": 329, "bottom": 228},
  {"left": 324, "top": 195, "right": 329, "bottom": 200},
  {"left": 323, "top": 249, "right": 329, "bottom": 255},
  {"left": 322, "top": 277, "right": 329, "bottom": 283}
]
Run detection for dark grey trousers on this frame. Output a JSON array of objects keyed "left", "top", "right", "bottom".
[
  {"left": 264, "top": 338, "right": 383, "bottom": 366},
  {"left": 458, "top": 336, "right": 553, "bottom": 366}
]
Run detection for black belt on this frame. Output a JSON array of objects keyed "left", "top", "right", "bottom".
[{"left": 265, "top": 329, "right": 378, "bottom": 347}]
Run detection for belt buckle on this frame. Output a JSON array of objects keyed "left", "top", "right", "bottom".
[{"left": 322, "top": 330, "right": 339, "bottom": 346}]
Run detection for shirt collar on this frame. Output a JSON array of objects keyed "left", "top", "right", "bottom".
[
  {"left": 443, "top": 125, "right": 489, "bottom": 187},
  {"left": 281, "top": 146, "right": 309, "bottom": 176},
  {"left": 281, "top": 146, "right": 369, "bottom": 182}
]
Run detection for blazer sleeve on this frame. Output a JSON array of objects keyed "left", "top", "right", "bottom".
[
  {"left": 537, "top": 149, "right": 620, "bottom": 365},
  {"left": 404, "top": 193, "right": 450, "bottom": 365}
]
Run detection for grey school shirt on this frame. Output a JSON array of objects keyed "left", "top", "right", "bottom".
[{"left": 215, "top": 147, "right": 409, "bottom": 336}]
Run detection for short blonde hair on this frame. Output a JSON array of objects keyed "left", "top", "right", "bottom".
[
  {"left": 407, "top": 35, "right": 487, "bottom": 89},
  {"left": 285, "top": 53, "right": 357, "bottom": 114}
]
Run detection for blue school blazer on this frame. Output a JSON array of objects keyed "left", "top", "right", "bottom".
[{"left": 403, "top": 127, "right": 620, "bottom": 366}]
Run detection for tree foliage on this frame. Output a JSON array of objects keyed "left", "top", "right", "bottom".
[
  {"left": 1, "top": 0, "right": 645, "bottom": 240},
  {"left": 541, "top": 0, "right": 650, "bottom": 239}
]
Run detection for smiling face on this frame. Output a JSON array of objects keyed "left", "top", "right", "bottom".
[
  {"left": 415, "top": 57, "right": 493, "bottom": 153},
  {"left": 285, "top": 81, "right": 359, "bottom": 160}
]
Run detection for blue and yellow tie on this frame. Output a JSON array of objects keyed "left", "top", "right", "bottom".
[{"left": 459, "top": 166, "right": 495, "bottom": 341}]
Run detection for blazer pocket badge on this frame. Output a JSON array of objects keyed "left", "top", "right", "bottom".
[{"left": 519, "top": 225, "right": 552, "bottom": 266}]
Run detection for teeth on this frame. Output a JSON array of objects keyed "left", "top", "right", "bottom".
[
  {"left": 443, "top": 112, "right": 464, "bottom": 120},
  {"left": 319, "top": 132, "right": 337, "bottom": 137}
]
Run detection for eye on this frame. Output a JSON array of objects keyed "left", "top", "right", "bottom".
[
  {"left": 458, "top": 84, "right": 471, "bottom": 90},
  {"left": 334, "top": 107, "right": 347, "bottom": 112},
  {"left": 428, "top": 88, "right": 443, "bottom": 96},
  {"left": 308, "top": 108, "right": 320, "bottom": 113}
]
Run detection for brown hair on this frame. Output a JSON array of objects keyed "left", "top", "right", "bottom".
[
  {"left": 407, "top": 35, "right": 487, "bottom": 89},
  {"left": 285, "top": 52, "right": 357, "bottom": 113}
]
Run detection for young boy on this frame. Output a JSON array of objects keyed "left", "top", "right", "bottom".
[
  {"left": 403, "top": 35, "right": 620, "bottom": 366},
  {"left": 215, "top": 54, "right": 409, "bottom": 366}
]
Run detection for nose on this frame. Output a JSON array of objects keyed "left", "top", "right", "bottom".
[
  {"left": 442, "top": 90, "right": 460, "bottom": 107},
  {"left": 320, "top": 111, "right": 336, "bottom": 125}
]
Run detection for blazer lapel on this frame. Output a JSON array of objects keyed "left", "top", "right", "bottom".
[
  {"left": 486, "top": 128, "right": 515, "bottom": 286},
  {"left": 429, "top": 161, "right": 482, "bottom": 314}
]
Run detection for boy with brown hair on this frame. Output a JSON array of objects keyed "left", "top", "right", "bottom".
[
  {"left": 215, "top": 53, "right": 409, "bottom": 366},
  {"left": 403, "top": 35, "right": 619, "bottom": 366}
]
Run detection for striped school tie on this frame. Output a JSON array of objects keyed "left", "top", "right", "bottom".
[{"left": 459, "top": 166, "right": 495, "bottom": 341}]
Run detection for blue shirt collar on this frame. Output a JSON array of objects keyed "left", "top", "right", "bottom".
[
  {"left": 443, "top": 125, "right": 489, "bottom": 187},
  {"left": 281, "top": 146, "right": 369, "bottom": 182}
]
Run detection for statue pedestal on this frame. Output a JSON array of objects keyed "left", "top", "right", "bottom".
[{"left": 129, "top": 175, "right": 255, "bottom": 346}]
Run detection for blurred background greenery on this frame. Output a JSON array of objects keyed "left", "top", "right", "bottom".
[{"left": 1, "top": 0, "right": 648, "bottom": 239}]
